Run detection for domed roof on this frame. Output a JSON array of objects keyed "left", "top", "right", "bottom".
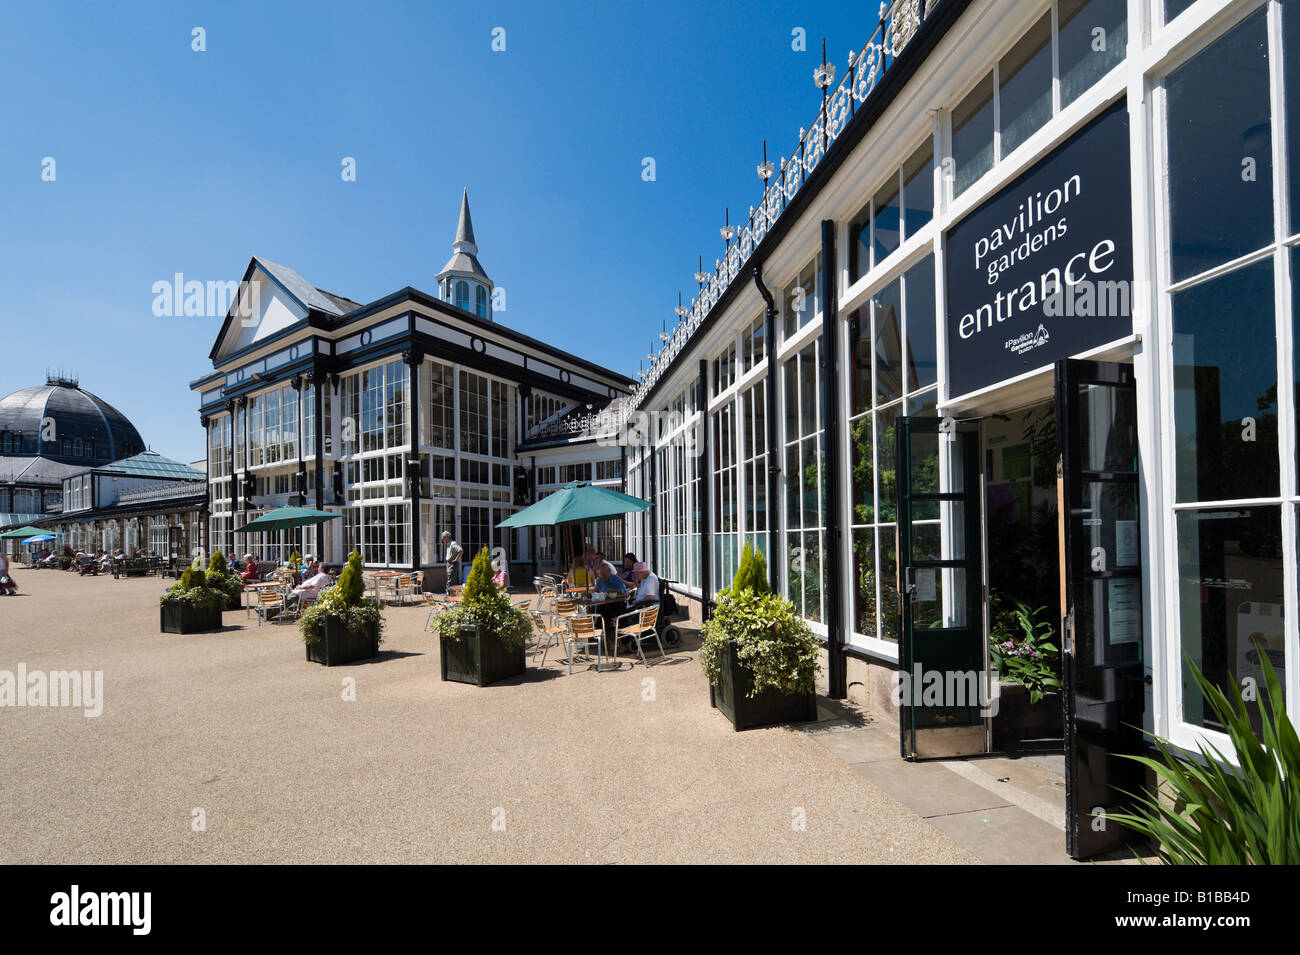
[{"left": 0, "top": 377, "right": 145, "bottom": 467}]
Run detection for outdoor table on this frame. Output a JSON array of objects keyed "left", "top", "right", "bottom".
[
  {"left": 244, "top": 580, "right": 285, "bottom": 617},
  {"left": 365, "top": 571, "right": 401, "bottom": 604}
]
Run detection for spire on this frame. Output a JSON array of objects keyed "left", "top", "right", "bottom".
[{"left": 454, "top": 188, "right": 477, "bottom": 252}]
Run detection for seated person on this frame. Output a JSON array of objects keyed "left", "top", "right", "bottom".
[
  {"left": 492, "top": 562, "right": 509, "bottom": 590},
  {"left": 285, "top": 561, "right": 330, "bottom": 612},
  {"left": 630, "top": 562, "right": 660, "bottom": 609},
  {"left": 240, "top": 555, "right": 259, "bottom": 584},
  {"left": 567, "top": 558, "right": 593, "bottom": 589},
  {"left": 594, "top": 550, "right": 619, "bottom": 577},
  {"left": 620, "top": 553, "right": 638, "bottom": 582},
  {"left": 593, "top": 562, "right": 627, "bottom": 596}
]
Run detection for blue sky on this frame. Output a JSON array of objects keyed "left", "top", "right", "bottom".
[{"left": 0, "top": 0, "right": 878, "bottom": 462}]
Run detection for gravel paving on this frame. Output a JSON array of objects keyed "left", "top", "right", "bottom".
[{"left": 0, "top": 569, "right": 977, "bottom": 864}]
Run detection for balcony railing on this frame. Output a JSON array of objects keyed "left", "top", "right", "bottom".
[{"left": 630, "top": 0, "right": 940, "bottom": 410}]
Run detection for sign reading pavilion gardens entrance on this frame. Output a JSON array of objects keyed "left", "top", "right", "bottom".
[{"left": 945, "top": 101, "right": 1133, "bottom": 397}]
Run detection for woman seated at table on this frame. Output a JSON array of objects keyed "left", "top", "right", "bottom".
[
  {"left": 593, "top": 562, "right": 627, "bottom": 596},
  {"left": 240, "top": 554, "right": 259, "bottom": 584},
  {"left": 620, "top": 552, "right": 639, "bottom": 582},
  {"left": 567, "top": 557, "right": 593, "bottom": 590}
]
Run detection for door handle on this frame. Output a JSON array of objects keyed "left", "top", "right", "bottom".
[{"left": 903, "top": 567, "right": 917, "bottom": 599}]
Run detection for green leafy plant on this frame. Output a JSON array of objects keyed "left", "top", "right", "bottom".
[
  {"left": 207, "top": 550, "right": 228, "bottom": 576},
  {"left": 288, "top": 550, "right": 302, "bottom": 571},
  {"left": 989, "top": 595, "right": 1060, "bottom": 703},
  {"left": 699, "top": 557, "right": 821, "bottom": 698},
  {"left": 1109, "top": 656, "right": 1299, "bottom": 864},
  {"left": 160, "top": 565, "right": 224, "bottom": 613},
  {"left": 434, "top": 547, "right": 530, "bottom": 650},
  {"left": 299, "top": 551, "right": 384, "bottom": 646}
]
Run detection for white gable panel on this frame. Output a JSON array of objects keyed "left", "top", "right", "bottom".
[{"left": 216, "top": 270, "right": 309, "bottom": 359}]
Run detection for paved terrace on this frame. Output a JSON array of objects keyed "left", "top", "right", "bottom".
[{"left": 1, "top": 569, "right": 1090, "bottom": 864}]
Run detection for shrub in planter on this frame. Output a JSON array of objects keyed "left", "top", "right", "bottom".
[
  {"left": 159, "top": 566, "right": 224, "bottom": 633},
  {"left": 700, "top": 542, "right": 821, "bottom": 730},
  {"left": 299, "top": 551, "right": 384, "bottom": 666},
  {"left": 207, "top": 550, "right": 244, "bottom": 610},
  {"left": 434, "top": 547, "right": 529, "bottom": 686}
]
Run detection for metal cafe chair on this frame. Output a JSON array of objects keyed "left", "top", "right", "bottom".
[
  {"left": 564, "top": 614, "right": 603, "bottom": 675},
  {"left": 254, "top": 588, "right": 286, "bottom": 627},
  {"left": 392, "top": 573, "right": 415, "bottom": 605},
  {"left": 528, "top": 609, "right": 567, "bottom": 666},
  {"left": 613, "top": 605, "right": 665, "bottom": 666}
]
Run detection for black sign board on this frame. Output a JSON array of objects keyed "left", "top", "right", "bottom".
[{"left": 944, "top": 100, "right": 1133, "bottom": 398}]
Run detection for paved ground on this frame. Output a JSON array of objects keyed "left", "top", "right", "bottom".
[{"left": 0, "top": 569, "right": 981, "bottom": 864}]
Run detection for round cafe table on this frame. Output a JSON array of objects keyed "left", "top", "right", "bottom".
[{"left": 243, "top": 580, "right": 286, "bottom": 616}]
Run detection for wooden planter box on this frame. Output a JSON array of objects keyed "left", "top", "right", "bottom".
[
  {"left": 991, "top": 682, "right": 1063, "bottom": 745},
  {"left": 709, "top": 641, "right": 817, "bottom": 731},
  {"left": 305, "top": 615, "right": 381, "bottom": 666},
  {"left": 160, "top": 599, "right": 224, "bottom": 634},
  {"left": 440, "top": 625, "right": 525, "bottom": 686}
]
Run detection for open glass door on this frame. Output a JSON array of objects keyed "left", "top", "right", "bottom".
[
  {"left": 897, "top": 416, "right": 987, "bottom": 759},
  {"left": 1055, "top": 359, "right": 1145, "bottom": 859}
]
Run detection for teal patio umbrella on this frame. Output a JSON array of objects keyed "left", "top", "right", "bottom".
[
  {"left": 233, "top": 506, "right": 341, "bottom": 534},
  {"left": 0, "top": 525, "right": 48, "bottom": 539},
  {"left": 496, "top": 482, "right": 650, "bottom": 529}
]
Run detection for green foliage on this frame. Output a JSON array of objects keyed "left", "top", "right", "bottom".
[
  {"left": 989, "top": 596, "right": 1060, "bottom": 703},
  {"left": 1111, "top": 657, "right": 1300, "bottom": 864},
  {"left": 299, "top": 588, "right": 385, "bottom": 646},
  {"left": 731, "top": 541, "right": 771, "bottom": 596},
  {"left": 289, "top": 550, "right": 302, "bottom": 570},
  {"left": 335, "top": 550, "right": 366, "bottom": 606},
  {"left": 161, "top": 564, "right": 223, "bottom": 613},
  {"left": 435, "top": 547, "right": 530, "bottom": 651},
  {"left": 462, "top": 547, "right": 497, "bottom": 604},
  {"left": 207, "top": 550, "right": 228, "bottom": 576},
  {"left": 699, "top": 587, "right": 821, "bottom": 697}
]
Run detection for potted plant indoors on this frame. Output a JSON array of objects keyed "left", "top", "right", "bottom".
[
  {"left": 207, "top": 549, "right": 244, "bottom": 610},
  {"left": 988, "top": 595, "right": 1062, "bottom": 744},
  {"left": 159, "top": 565, "right": 225, "bottom": 634},
  {"left": 299, "top": 551, "right": 383, "bottom": 666},
  {"left": 434, "top": 547, "right": 530, "bottom": 686},
  {"left": 700, "top": 542, "right": 821, "bottom": 730}
]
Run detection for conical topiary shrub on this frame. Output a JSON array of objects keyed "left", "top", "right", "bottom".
[
  {"left": 462, "top": 547, "right": 496, "bottom": 606},
  {"left": 731, "top": 540, "right": 771, "bottom": 596},
  {"left": 335, "top": 550, "right": 365, "bottom": 606},
  {"left": 435, "top": 546, "right": 530, "bottom": 686},
  {"left": 208, "top": 550, "right": 228, "bottom": 577}
]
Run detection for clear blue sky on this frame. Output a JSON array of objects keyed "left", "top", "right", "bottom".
[{"left": 0, "top": 0, "right": 877, "bottom": 463}]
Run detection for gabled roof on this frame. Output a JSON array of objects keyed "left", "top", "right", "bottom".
[{"left": 255, "top": 257, "right": 360, "bottom": 316}]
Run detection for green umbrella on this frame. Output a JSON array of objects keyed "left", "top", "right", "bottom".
[
  {"left": 496, "top": 482, "right": 650, "bottom": 529},
  {"left": 0, "top": 525, "right": 48, "bottom": 539},
  {"left": 233, "top": 506, "right": 341, "bottom": 534}
]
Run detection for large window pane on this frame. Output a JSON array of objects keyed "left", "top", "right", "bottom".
[
  {"left": 1059, "top": 0, "right": 1127, "bottom": 109},
  {"left": 874, "top": 278, "right": 903, "bottom": 404},
  {"left": 872, "top": 175, "right": 901, "bottom": 266},
  {"left": 1177, "top": 507, "right": 1286, "bottom": 733},
  {"left": 904, "top": 255, "right": 937, "bottom": 392},
  {"left": 1287, "top": 0, "right": 1300, "bottom": 231},
  {"left": 849, "top": 307, "right": 872, "bottom": 416},
  {"left": 902, "top": 139, "right": 934, "bottom": 238},
  {"left": 952, "top": 73, "right": 994, "bottom": 197},
  {"left": 999, "top": 14, "right": 1053, "bottom": 157},
  {"left": 1166, "top": 8, "right": 1273, "bottom": 281},
  {"left": 1172, "top": 259, "right": 1279, "bottom": 502}
]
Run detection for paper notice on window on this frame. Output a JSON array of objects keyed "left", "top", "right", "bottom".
[
  {"left": 1107, "top": 578, "right": 1140, "bottom": 645},
  {"left": 1115, "top": 520, "right": 1138, "bottom": 567},
  {"left": 915, "top": 568, "right": 937, "bottom": 602}
]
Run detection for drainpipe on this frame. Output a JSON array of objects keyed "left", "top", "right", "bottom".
[
  {"left": 752, "top": 263, "right": 780, "bottom": 593},
  {"left": 820, "top": 219, "right": 847, "bottom": 701}
]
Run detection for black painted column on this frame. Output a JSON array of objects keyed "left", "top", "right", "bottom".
[
  {"left": 820, "top": 219, "right": 847, "bottom": 700},
  {"left": 404, "top": 347, "right": 423, "bottom": 574},
  {"left": 697, "top": 359, "right": 713, "bottom": 621},
  {"left": 311, "top": 365, "right": 326, "bottom": 559}
]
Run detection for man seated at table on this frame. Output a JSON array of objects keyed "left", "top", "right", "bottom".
[
  {"left": 593, "top": 561, "right": 627, "bottom": 596},
  {"left": 285, "top": 561, "right": 330, "bottom": 612},
  {"left": 630, "top": 562, "right": 661, "bottom": 609}
]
